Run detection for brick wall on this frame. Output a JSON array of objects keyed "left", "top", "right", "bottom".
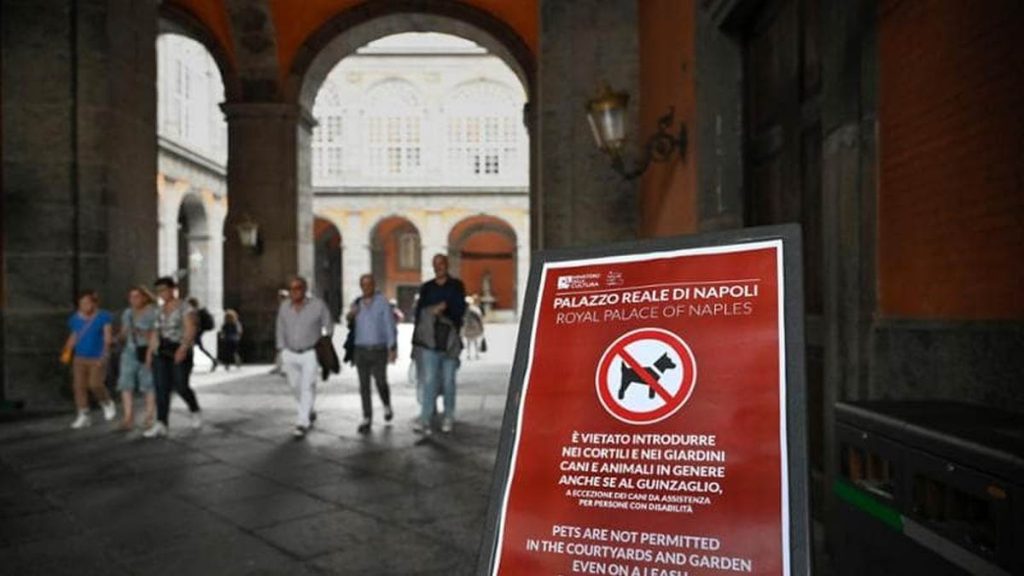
[{"left": 878, "top": 0, "right": 1024, "bottom": 320}]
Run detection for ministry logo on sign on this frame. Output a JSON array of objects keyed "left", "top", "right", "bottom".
[
  {"left": 605, "top": 270, "right": 624, "bottom": 287},
  {"left": 556, "top": 273, "right": 601, "bottom": 290}
]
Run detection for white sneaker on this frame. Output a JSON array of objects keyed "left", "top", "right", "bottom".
[
  {"left": 70, "top": 412, "right": 91, "bottom": 429},
  {"left": 101, "top": 401, "right": 117, "bottom": 421},
  {"left": 142, "top": 422, "right": 167, "bottom": 438},
  {"left": 412, "top": 420, "right": 432, "bottom": 436},
  {"left": 441, "top": 417, "right": 454, "bottom": 434},
  {"left": 190, "top": 412, "right": 203, "bottom": 430}
]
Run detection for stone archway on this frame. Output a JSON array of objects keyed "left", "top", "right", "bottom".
[
  {"left": 369, "top": 216, "right": 423, "bottom": 320},
  {"left": 287, "top": 4, "right": 535, "bottom": 112},
  {"left": 221, "top": 2, "right": 537, "bottom": 359},
  {"left": 448, "top": 215, "right": 518, "bottom": 317},
  {"left": 158, "top": 3, "right": 241, "bottom": 102},
  {"left": 177, "top": 194, "right": 211, "bottom": 306}
]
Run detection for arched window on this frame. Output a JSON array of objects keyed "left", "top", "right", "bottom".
[
  {"left": 365, "top": 80, "right": 423, "bottom": 177},
  {"left": 312, "top": 75, "right": 347, "bottom": 185},
  {"left": 446, "top": 81, "right": 525, "bottom": 182},
  {"left": 157, "top": 34, "right": 226, "bottom": 165}
]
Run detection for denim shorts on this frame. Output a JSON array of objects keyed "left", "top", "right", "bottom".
[{"left": 118, "top": 348, "right": 154, "bottom": 393}]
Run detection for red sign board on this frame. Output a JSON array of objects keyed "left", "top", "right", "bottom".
[{"left": 482, "top": 231, "right": 809, "bottom": 576}]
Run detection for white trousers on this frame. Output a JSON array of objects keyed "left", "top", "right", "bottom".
[{"left": 281, "top": 349, "right": 318, "bottom": 427}]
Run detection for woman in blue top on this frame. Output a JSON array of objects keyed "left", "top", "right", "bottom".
[
  {"left": 62, "top": 289, "right": 116, "bottom": 429},
  {"left": 117, "top": 286, "right": 158, "bottom": 430}
]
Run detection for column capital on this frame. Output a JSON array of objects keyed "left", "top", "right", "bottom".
[{"left": 220, "top": 102, "right": 317, "bottom": 128}]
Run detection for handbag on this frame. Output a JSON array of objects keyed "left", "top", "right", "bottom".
[
  {"left": 480, "top": 337, "right": 488, "bottom": 353},
  {"left": 434, "top": 319, "right": 452, "bottom": 352},
  {"left": 158, "top": 338, "right": 180, "bottom": 357},
  {"left": 129, "top": 311, "right": 148, "bottom": 363},
  {"left": 314, "top": 335, "right": 340, "bottom": 381}
]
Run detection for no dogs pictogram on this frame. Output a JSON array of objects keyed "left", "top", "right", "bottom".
[{"left": 595, "top": 328, "right": 697, "bottom": 425}]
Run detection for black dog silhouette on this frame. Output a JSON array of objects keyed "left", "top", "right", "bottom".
[{"left": 618, "top": 352, "right": 677, "bottom": 400}]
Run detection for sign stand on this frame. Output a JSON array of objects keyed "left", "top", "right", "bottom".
[{"left": 478, "top": 224, "right": 810, "bottom": 576}]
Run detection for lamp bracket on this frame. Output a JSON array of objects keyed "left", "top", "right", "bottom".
[{"left": 611, "top": 106, "right": 687, "bottom": 181}]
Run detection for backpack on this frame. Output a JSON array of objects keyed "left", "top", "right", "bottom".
[{"left": 198, "top": 308, "right": 215, "bottom": 332}]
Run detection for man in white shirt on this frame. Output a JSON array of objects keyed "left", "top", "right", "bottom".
[{"left": 276, "top": 276, "right": 333, "bottom": 438}]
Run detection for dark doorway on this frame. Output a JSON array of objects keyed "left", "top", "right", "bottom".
[{"left": 314, "top": 217, "right": 343, "bottom": 320}]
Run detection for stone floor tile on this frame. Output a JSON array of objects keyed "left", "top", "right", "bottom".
[
  {"left": 205, "top": 490, "right": 337, "bottom": 530},
  {"left": 0, "top": 510, "right": 82, "bottom": 546},
  {"left": 308, "top": 528, "right": 469, "bottom": 575},
  {"left": 0, "top": 534, "right": 132, "bottom": 576},
  {"left": 254, "top": 509, "right": 388, "bottom": 559},
  {"left": 172, "top": 474, "right": 285, "bottom": 506},
  {"left": 0, "top": 488, "right": 55, "bottom": 518},
  {"left": 123, "top": 531, "right": 316, "bottom": 576},
  {"left": 302, "top": 475, "right": 410, "bottom": 507},
  {"left": 0, "top": 325, "right": 519, "bottom": 574}
]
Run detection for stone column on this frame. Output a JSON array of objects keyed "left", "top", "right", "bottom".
[
  {"left": 421, "top": 211, "right": 445, "bottom": 280},
  {"left": 2, "top": 0, "right": 156, "bottom": 406},
  {"left": 539, "top": 0, "right": 640, "bottom": 248},
  {"left": 221, "top": 103, "right": 307, "bottom": 362},
  {"left": 157, "top": 178, "right": 182, "bottom": 277},
  {"left": 206, "top": 197, "right": 227, "bottom": 317},
  {"left": 295, "top": 108, "right": 316, "bottom": 290},
  {"left": 340, "top": 212, "right": 368, "bottom": 313},
  {"left": 516, "top": 211, "right": 531, "bottom": 316}
]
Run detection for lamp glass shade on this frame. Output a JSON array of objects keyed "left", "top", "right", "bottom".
[
  {"left": 586, "top": 86, "right": 629, "bottom": 155},
  {"left": 237, "top": 221, "right": 259, "bottom": 248},
  {"left": 590, "top": 107, "right": 627, "bottom": 154}
]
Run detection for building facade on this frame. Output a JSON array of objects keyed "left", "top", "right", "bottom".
[
  {"left": 309, "top": 34, "right": 530, "bottom": 320},
  {"left": 156, "top": 32, "right": 228, "bottom": 316}
]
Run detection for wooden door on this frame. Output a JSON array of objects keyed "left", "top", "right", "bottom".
[{"left": 744, "top": 0, "right": 825, "bottom": 491}]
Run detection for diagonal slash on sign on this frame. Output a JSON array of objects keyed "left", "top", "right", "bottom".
[{"left": 611, "top": 342, "right": 674, "bottom": 404}]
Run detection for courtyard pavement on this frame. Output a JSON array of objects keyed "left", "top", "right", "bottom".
[{"left": 0, "top": 324, "right": 518, "bottom": 576}]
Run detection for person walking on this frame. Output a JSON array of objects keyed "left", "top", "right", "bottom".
[
  {"left": 144, "top": 277, "right": 202, "bottom": 438},
  {"left": 217, "top": 309, "right": 243, "bottom": 370},
  {"left": 346, "top": 274, "right": 397, "bottom": 434},
  {"left": 62, "top": 290, "right": 117, "bottom": 429},
  {"left": 116, "top": 286, "right": 157, "bottom": 430},
  {"left": 462, "top": 296, "right": 485, "bottom": 361},
  {"left": 413, "top": 254, "right": 466, "bottom": 435},
  {"left": 276, "top": 276, "right": 333, "bottom": 438},
  {"left": 187, "top": 297, "right": 218, "bottom": 372}
]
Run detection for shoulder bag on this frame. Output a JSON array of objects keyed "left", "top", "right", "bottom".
[
  {"left": 61, "top": 314, "right": 98, "bottom": 365},
  {"left": 130, "top": 311, "right": 149, "bottom": 363}
]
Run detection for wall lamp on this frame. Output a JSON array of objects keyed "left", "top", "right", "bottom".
[
  {"left": 236, "top": 213, "right": 262, "bottom": 254},
  {"left": 586, "top": 83, "right": 687, "bottom": 181}
]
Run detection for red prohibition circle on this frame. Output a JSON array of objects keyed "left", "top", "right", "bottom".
[{"left": 594, "top": 328, "right": 698, "bottom": 425}]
